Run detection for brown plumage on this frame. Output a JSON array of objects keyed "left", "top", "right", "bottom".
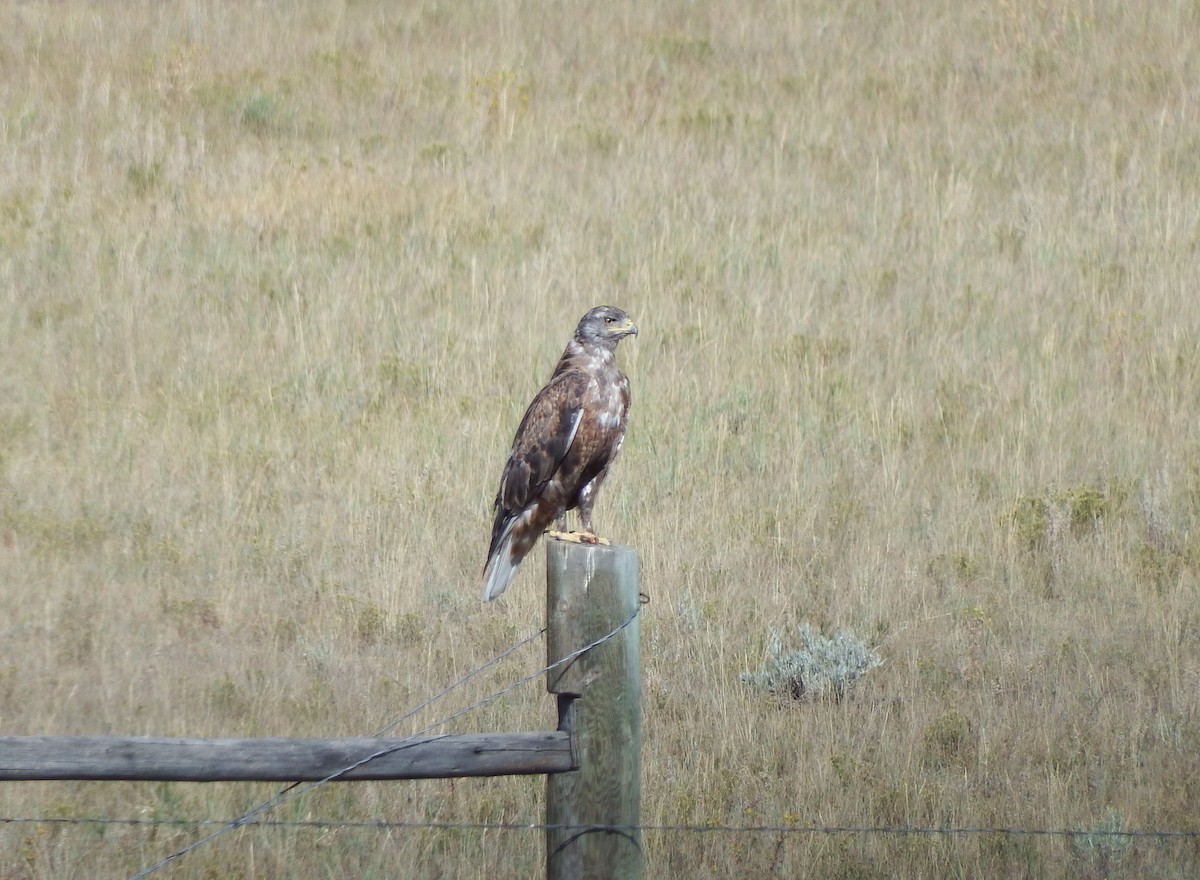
[{"left": 481, "top": 306, "right": 637, "bottom": 600}]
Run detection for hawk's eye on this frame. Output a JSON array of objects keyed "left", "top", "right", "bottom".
[{"left": 604, "top": 316, "right": 615, "bottom": 324}]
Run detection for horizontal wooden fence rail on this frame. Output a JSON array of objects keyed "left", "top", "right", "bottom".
[{"left": 0, "top": 732, "right": 575, "bottom": 782}]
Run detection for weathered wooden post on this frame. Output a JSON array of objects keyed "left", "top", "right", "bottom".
[{"left": 545, "top": 539, "right": 642, "bottom": 880}]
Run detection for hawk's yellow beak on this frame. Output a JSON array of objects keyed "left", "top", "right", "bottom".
[{"left": 615, "top": 319, "right": 638, "bottom": 337}]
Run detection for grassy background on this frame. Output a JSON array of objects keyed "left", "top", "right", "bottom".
[{"left": 2, "top": 0, "right": 1199, "bottom": 876}]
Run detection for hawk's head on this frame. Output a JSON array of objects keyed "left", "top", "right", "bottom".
[{"left": 575, "top": 306, "right": 638, "bottom": 348}]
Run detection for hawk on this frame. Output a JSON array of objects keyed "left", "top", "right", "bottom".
[{"left": 481, "top": 305, "right": 638, "bottom": 600}]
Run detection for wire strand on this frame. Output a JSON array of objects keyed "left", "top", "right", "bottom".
[
  {"left": 130, "top": 603, "right": 642, "bottom": 879},
  {"left": 6, "top": 815, "right": 1198, "bottom": 840},
  {"left": 369, "top": 625, "right": 546, "bottom": 738}
]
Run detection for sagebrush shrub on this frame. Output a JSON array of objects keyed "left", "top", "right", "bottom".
[{"left": 741, "top": 624, "right": 883, "bottom": 702}]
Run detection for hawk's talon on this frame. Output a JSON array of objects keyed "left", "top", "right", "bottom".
[{"left": 547, "top": 529, "right": 610, "bottom": 546}]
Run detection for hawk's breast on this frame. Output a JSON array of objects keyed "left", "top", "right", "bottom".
[{"left": 597, "top": 395, "right": 625, "bottom": 429}]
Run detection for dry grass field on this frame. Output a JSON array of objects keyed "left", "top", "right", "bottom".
[{"left": 2, "top": 0, "right": 1199, "bottom": 876}]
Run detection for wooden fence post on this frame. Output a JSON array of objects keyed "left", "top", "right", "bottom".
[{"left": 545, "top": 539, "right": 642, "bottom": 880}]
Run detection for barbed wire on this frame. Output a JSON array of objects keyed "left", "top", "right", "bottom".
[
  {"left": 4, "top": 814, "right": 1198, "bottom": 840},
  {"left": 130, "top": 599, "right": 644, "bottom": 879}
]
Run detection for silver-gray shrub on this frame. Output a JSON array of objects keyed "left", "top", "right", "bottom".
[{"left": 741, "top": 624, "right": 883, "bottom": 702}]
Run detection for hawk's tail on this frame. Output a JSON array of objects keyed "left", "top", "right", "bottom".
[{"left": 481, "top": 518, "right": 520, "bottom": 601}]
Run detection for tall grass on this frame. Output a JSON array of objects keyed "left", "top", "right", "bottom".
[{"left": 2, "top": 1, "right": 1198, "bottom": 876}]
